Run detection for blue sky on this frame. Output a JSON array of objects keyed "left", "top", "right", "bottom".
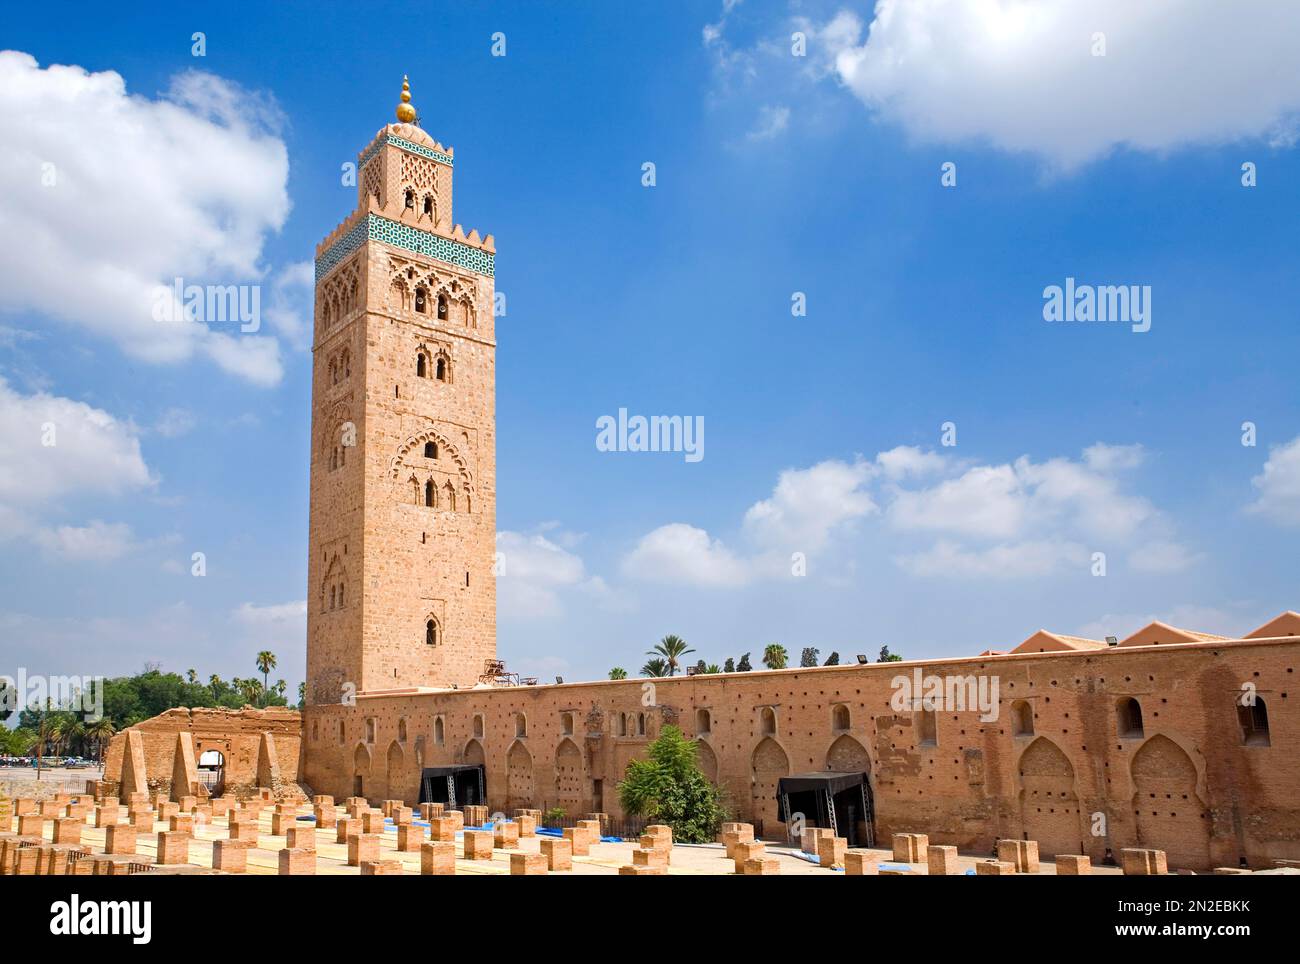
[{"left": 2, "top": 0, "right": 1299, "bottom": 698}]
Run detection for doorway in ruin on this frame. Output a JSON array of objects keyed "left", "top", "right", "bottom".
[
  {"left": 1131, "top": 734, "right": 1211, "bottom": 870},
  {"left": 506, "top": 740, "right": 535, "bottom": 809},
  {"left": 750, "top": 737, "right": 790, "bottom": 834},
  {"left": 1017, "top": 736, "right": 1082, "bottom": 858},
  {"left": 197, "top": 749, "right": 225, "bottom": 796}
]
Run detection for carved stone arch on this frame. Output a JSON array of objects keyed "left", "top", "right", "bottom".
[
  {"left": 1016, "top": 736, "right": 1081, "bottom": 858},
  {"left": 390, "top": 428, "right": 474, "bottom": 489},
  {"left": 750, "top": 737, "right": 790, "bottom": 829},
  {"left": 554, "top": 737, "right": 585, "bottom": 810},
  {"left": 320, "top": 554, "right": 349, "bottom": 613},
  {"left": 317, "top": 398, "right": 354, "bottom": 461},
  {"left": 696, "top": 738, "right": 719, "bottom": 784},
  {"left": 506, "top": 739, "right": 534, "bottom": 809},
  {"left": 826, "top": 734, "right": 871, "bottom": 774},
  {"left": 1130, "top": 734, "right": 1211, "bottom": 870},
  {"left": 462, "top": 738, "right": 485, "bottom": 767},
  {"left": 353, "top": 742, "right": 371, "bottom": 777},
  {"left": 384, "top": 740, "right": 405, "bottom": 801}
]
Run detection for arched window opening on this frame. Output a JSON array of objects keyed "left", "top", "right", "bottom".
[
  {"left": 424, "top": 441, "right": 437, "bottom": 459},
  {"left": 434, "top": 717, "right": 445, "bottom": 745},
  {"left": 437, "top": 294, "right": 448, "bottom": 320},
  {"left": 436, "top": 357, "right": 446, "bottom": 381},
  {"left": 338, "top": 720, "right": 346, "bottom": 744},
  {"left": 404, "top": 188, "right": 415, "bottom": 208},
  {"left": 398, "top": 718, "right": 408, "bottom": 743},
  {"left": 636, "top": 713, "right": 647, "bottom": 737},
  {"left": 424, "top": 480, "right": 435, "bottom": 508},
  {"left": 423, "top": 196, "right": 433, "bottom": 216},
  {"left": 515, "top": 713, "right": 527, "bottom": 738},
  {"left": 616, "top": 713, "right": 627, "bottom": 737},
  {"left": 696, "top": 708, "right": 711, "bottom": 735},
  {"left": 365, "top": 718, "right": 376, "bottom": 743},
  {"left": 473, "top": 714, "right": 485, "bottom": 739},
  {"left": 561, "top": 712, "right": 574, "bottom": 736},
  {"left": 1012, "top": 700, "right": 1034, "bottom": 737},
  {"left": 415, "top": 288, "right": 428, "bottom": 314},
  {"left": 761, "top": 707, "right": 777, "bottom": 737},
  {"left": 443, "top": 482, "right": 456, "bottom": 512},
  {"left": 416, "top": 352, "right": 426, "bottom": 377},
  {"left": 329, "top": 586, "right": 336, "bottom": 610},
  {"left": 1117, "top": 697, "right": 1144, "bottom": 739},
  {"left": 917, "top": 709, "right": 938, "bottom": 747},
  {"left": 1239, "top": 697, "right": 1270, "bottom": 746},
  {"left": 426, "top": 619, "right": 437, "bottom": 646},
  {"left": 832, "top": 704, "right": 850, "bottom": 731},
  {"left": 337, "top": 583, "right": 344, "bottom": 608}
]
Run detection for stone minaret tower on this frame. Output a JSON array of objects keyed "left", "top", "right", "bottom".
[{"left": 306, "top": 78, "right": 497, "bottom": 701}]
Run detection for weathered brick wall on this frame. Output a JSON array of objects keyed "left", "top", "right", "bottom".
[
  {"left": 103, "top": 707, "right": 302, "bottom": 798},
  {"left": 302, "top": 636, "right": 1300, "bottom": 870}
]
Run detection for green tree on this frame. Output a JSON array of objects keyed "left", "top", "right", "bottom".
[
  {"left": 646, "top": 634, "right": 694, "bottom": 676},
  {"left": 824, "top": 652, "right": 840, "bottom": 666},
  {"left": 255, "top": 651, "right": 277, "bottom": 703},
  {"left": 736, "top": 653, "right": 752, "bottom": 672},
  {"left": 800, "top": 647, "right": 820, "bottom": 667},
  {"left": 723, "top": 657, "right": 735, "bottom": 673},
  {"left": 640, "top": 658, "right": 668, "bottom": 678},
  {"left": 618, "top": 725, "right": 726, "bottom": 843},
  {"left": 608, "top": 667, "right": 628, "bottom": 680},
  {"left": 762, "top": 644, "right": 788, "bottom": 670},
  {"left": 878, "top": 645, "right": 903, "bottom": 663},
  {"left": 86, "top": 718, "right": 116, "bottom": 764},
  {"left": 704, "top": 663, "right": 721, "bottom": 674}
]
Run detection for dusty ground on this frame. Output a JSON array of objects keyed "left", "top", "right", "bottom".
[{"left": 0, "top": 766, "right": 103, "bottom": 799}]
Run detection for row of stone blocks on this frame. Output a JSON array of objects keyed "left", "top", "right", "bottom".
[{"left": 618, "top": 823, "right": 678, "bottom": 876}]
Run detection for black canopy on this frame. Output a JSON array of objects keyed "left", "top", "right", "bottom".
[
  {"left": 418, "top": 765, "right": 486, "bottom": 808},
  {"left": 778, "top": 771, "right": 867, "bottom": 795}
]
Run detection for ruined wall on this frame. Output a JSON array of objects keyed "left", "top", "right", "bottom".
[
  {"left": 301, "top": 636, "right": 1300, "bottom": 871},
  {"left": 103, "top": 707, "right": 302, "bottom": 800}
]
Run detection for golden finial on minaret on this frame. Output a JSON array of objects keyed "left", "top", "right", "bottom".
[{"left": 395, "top": 75, "right": 417, "bottom": 124}]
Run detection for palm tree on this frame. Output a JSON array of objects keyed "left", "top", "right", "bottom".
[
  {"left": 704, "top": 663, "right": 722, "bottom": 674},
  {"left": 86, "top": 718, "right": 116, "bottom": 765},
  {"left": 762, "top": 643, "right": 788, "bottom": 670},
  {"left": 33, "top": 716, "right": 56, "bottom": 779},
  {"left": 209, "top": 674, "right": 223, "bottom": 700},
  {"left": 640, "top": 658, "right": 669, "bottom": 678},
  {"left": 608, "top": 667, "right": 628, "bottom": 680},
  {"left": 255, "top": 651, "right": 277, "bottom": 703},
  {"left": 236, "top": 678, "right": 263, "bottom": 706},
  {"left": 646, "top": 634, "right": 694, "bottom": 676},
  {"left": 186, "top": 669, "right": 198, "bottom": 685}
]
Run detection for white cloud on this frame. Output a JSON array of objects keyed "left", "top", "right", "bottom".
[
  {"left": 622, "top": 523, "right": 753, "bottom": 587},
  {"left": 264, "top": 260, "right": 315, "bottom": 351},
  {"left": 743, "top": 457, "right": 875, "bottom": 549},
  {"left": 33, "top": 520, "right": 138, "bottom": 561},
  {"left": 1128, "top": 540, "right": 1203, "bottom": 574},
  {"left": 897, "top": 538, "right": 1088, "bottom": 579},
  {"left": 812, "top": 0, "right": 1300, "bottom": 169},
  {"left": 233, "top": 600, "right": 307, "bottom": 624},
  {"left": 153, "top": 407, "right": 197, "bottom": 439},
  {"left": 0, "top": 51, "right": 290, "bottom": 384},
  {"left": 747, "top": 104, "right": 791, "bottom": 141},
  {"left": 497, "top": 530, "right": 615, "bottom": 619},
  {"left": 0, "top": 378, "right": 152, "bottom": 532},
  {"left": 1247, "top": 434, "right": 1300, "bottom": 524}
]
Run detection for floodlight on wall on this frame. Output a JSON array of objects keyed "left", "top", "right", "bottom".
[
  {"left": 1105, "top": 636, "right": 1118, "bottom": 647},
  {"left": 555, "top": 676, "right": 564, "bottom": 684},
  {"left": 855, "top": 654, "right": 869, "bottom": 664}
]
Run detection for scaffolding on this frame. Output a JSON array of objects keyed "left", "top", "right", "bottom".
[{"left": 477, "top": 658, "right": 538, "bottom": 687}]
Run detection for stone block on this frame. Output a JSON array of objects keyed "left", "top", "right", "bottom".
[
  {"left": 347, "top": 833, "right": 380, "bottom": 866},
  {"left": 336, "top": 817, "right": 361, "bottom": 844},
  {"left": 104, "top": 825, "right": 137, "bottom": 856},
  {"left": 463, "top": 830, "right": 493, "bottom": 860},
  {"left": 744, "top": 856, "right": 780, "bottom": 875},
  {"left": 279, "top": 847, "right": 315, "bottom": 875},
  {"left": 421, "top": 841, "right": 457, "bottom": 875},
  {"left": 540, "top": 836, "right": 572, "bottom": 871},
  {"left": 733, "top": 840, "right": 766, "bottom": 874},
  {"left": 212, "top": 839, "right": 249, "bottom": 873},
  {"left": 844, "top": 850, "right": 876, "bottom": 875},
  {"left": 818, "top": 836, "right": 847, "bottom": 868},
  {"left": 397, "top": 823, "right": 425, "bottom": 852},
  {"left": 52, "top": 818, "right": 81, "bottom": 846},
  {"left": 1056, "top": 855, "right": 1091, "bottom": 876},
  {"left": 286, "top": 826, "right": 316, "bottom": 852},
  {"left": 493, "top": 820, "right": 519, "bottom": 850},
  {"left": 976, "top": 860, "right": 1016, "bottom": 875},
  {"left": 361, "top": 859, "right": 403, "bottom": 875},
  {"left": 510, "top": 852, "right": 547, "bottom": 875},
  {"left": 156, "top": 831, "right": 190, "bottom": 865},
  {"left": 1121, "top": 848, "right": 1168, "bottom": 876}
]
